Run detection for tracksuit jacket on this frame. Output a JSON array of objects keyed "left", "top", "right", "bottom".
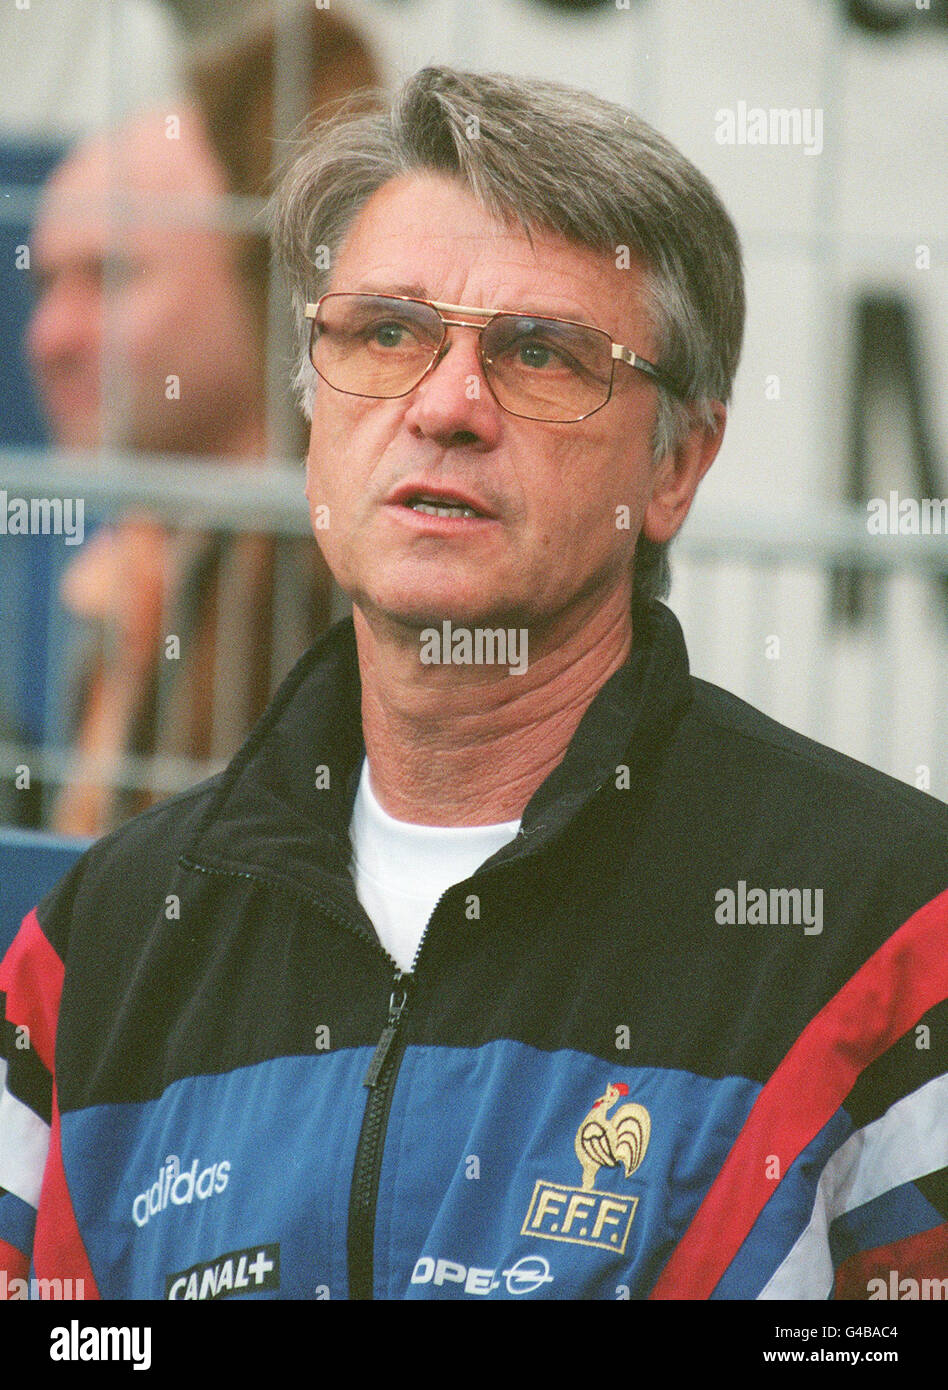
[{"left": 1, "top": 600, "right": 946, "bottom": 1300}]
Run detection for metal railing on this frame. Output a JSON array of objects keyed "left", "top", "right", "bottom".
[{"left": 1, "top": 449, "right": 946, "bottom": 825}]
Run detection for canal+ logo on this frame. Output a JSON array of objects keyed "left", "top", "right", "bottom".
[{"left": 132, "top": 1153, "right": 231, "bottom": 1227}]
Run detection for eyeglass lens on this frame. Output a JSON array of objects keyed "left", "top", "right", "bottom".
[{"left": 310, "top": 294, "right": 615, "bottom": 422}]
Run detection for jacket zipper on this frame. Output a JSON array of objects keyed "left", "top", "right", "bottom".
[
  {"left": 343, "top": 821, "right": 588, "bottom": 1298},
  {"left": 347, "top": 973, "right": 411, "bottom": 1299},
  {"left": 180, "top": 834, "right": 558, "bottom": 1301},
  {"left": 178, "top": 856, "right": 413, "bottom": 1301},
  {"left": 345, "top": 858, "right": 486, "bottom": 1301}
]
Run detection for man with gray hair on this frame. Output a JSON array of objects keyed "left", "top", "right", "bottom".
[{"left": 1, "top": 67, "right": 945, "bottom": 1303}]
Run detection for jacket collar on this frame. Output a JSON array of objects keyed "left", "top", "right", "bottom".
[{"left": 182, "top": 600, "right": 693, "bottom": 898}]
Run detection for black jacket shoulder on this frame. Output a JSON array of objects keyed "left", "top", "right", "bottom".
[
  {"left": 36, "top": 774, "right": 225, "bottom": 963},
  {"left": 691, "top": 675, "right": 947, "bottom": 831}
]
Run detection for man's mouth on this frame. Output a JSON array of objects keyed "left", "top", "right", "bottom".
[
  {"left": 387, "top": 483, "right": 496, "bottom": 520},
  {"left": 405, "top": 493, "right": 482, "bottom": 519}
]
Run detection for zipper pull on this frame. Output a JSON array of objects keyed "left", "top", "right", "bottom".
[{"left": 363, "top": 977, "right": 410, "bottom": 1088}]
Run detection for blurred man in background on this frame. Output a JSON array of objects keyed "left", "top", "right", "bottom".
[
  {"left": 0, "top": 0, "right": 184, "bottom": 828},
  {"left": 24, "top": 1, "right": 378, "bottom": 834}
]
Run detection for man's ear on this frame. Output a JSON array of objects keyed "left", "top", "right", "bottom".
[{"left": 642, "top": 400, "right": 726, "bottom": 544}]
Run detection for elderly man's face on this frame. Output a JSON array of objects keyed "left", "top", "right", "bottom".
[
  {"left": 27, "top": 109, "right": 263, "bottom": 454},
  {"left": 306, "top": 172, "right": 682, "bottom": 634}
]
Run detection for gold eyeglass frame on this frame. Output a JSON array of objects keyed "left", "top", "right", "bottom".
[{"left": 303, "top": 292, "right": 681, "bottom": 422}]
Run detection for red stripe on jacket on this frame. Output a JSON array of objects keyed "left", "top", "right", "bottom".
[
  {"left": 0, "top": 1239, "right": 29, "bottom": 1295},
  {"left": 649, "top": 887, "right": 948, "bottom": 1300},
  {"left": 834, "top": 1222, "right": 948, "bottom": 1298},
  {"left": 32, "top": 1085, "right": 100, "bottom": 1299},
  {"left": 2, "top": 910, "right": 98, "bottom": 1296},
  {"left": 0, "top": 909, "right": 64, "bottom": 1073}
]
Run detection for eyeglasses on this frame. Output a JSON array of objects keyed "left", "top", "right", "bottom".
[{"left": 303, "top": 292, "right": 681, "bottom": 423}]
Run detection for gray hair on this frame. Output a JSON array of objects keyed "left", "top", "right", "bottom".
[{"left": 270, "top": 66, "right": 744, "bottom": 606}]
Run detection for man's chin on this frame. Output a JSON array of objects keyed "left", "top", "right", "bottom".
[{"left": 356, "top": 587, "right": 532, "bottom": 635}]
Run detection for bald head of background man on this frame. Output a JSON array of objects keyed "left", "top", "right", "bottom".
[
  {"left": 26, "top": 0, "right": 378, "bottom": 463},
  {"left": 27, "top": 104, "right": 266, "bottom": 459}
]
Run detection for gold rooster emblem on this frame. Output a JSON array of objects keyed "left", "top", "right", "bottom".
[{"left": 575, "top": 1082, "right": 651, "bottom": 1191}]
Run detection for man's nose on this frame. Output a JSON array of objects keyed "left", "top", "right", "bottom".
[
  {"left": 26, "top": 277, "right": 100, "bottom": 372},
  {"left": 402, "top": 324, "right": 503, "bottom": 447}
]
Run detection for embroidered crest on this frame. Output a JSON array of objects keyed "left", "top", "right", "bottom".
[{"left": 521, "top": 1083, "right": 651, "bottom": 1254}]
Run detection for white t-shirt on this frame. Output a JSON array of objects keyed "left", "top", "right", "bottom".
[{"left": 348, "top": 759, "right": 521, "bottom": 973}]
